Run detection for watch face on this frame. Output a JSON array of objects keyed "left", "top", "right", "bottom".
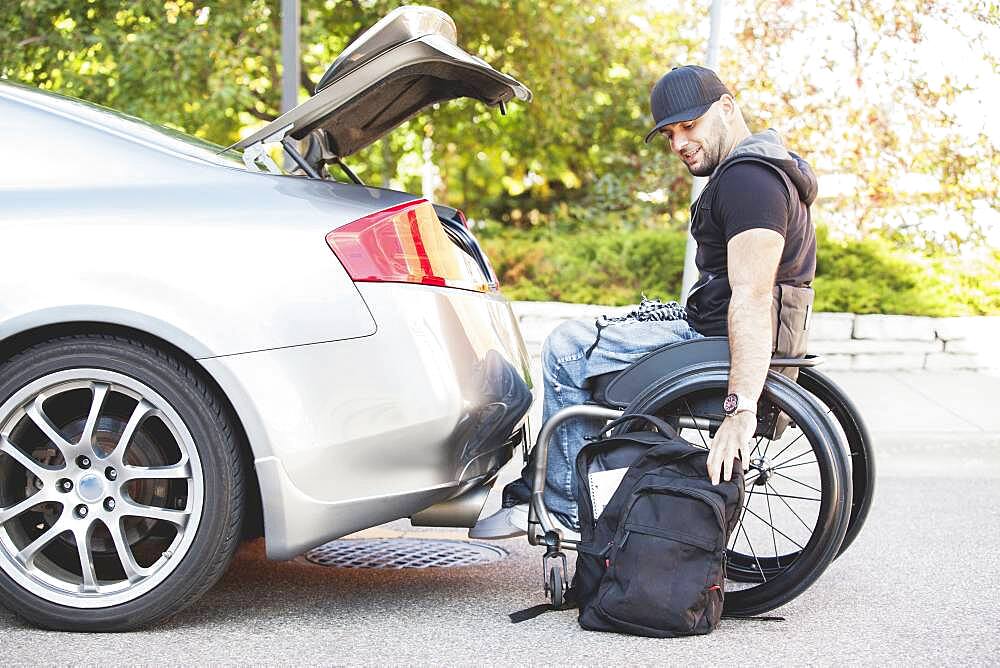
[{"left": 723, "top": 393, "right": 738, "bottom": 415}]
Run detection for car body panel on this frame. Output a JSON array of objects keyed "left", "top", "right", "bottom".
[
  {"left": 0, "top": 86, "right": 427, "bottom": 357},
  {"left": 0, "top": 80, "right": 245, "bottom": 186},
  {"left": 233, "top": 6, "right": 531, "bottom": 157},
  {"left": 201, "top": 283, "right": 532, "bottom": 559},
  {"left": 251, "top": 458, "right": 461, "bottom": 561},
  {"left": 0, "top": 183, "right": 381, "bottom": 356}
]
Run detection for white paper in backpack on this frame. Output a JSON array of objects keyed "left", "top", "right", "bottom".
[{"left": 589, "top": 467, "right": 629, "bottom": 519}]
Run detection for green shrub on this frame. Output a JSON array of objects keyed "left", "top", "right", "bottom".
[
  {"left": 480, "top": 224, "right": 1000, "bottom": 316},
  {"left": 812, "top": 227, "right": 1000, "bottom": 316},
  {"left": 482, "top": 228, "right": 688, "bottom": 305}
]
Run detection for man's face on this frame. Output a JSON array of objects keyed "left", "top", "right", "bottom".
[{"left": 658, "top": 103, "right": 728, "bottom": 177}]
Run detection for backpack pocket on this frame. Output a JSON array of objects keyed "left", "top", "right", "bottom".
[{"left": 591, "top": 484, "right": 726, "bottom": 636}]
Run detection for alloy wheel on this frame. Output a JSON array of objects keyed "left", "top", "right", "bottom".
[{"left": 0, "top": 369, "right": 204, "bottom": 608}]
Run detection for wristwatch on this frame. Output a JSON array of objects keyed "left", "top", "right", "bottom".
[{"left": 723, "top": 392, "right": 757, "bottom": 418}]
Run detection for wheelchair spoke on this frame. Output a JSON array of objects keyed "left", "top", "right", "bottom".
[
  {"left": 750, "top": 433, "right": 766, "bottom": 458},
  {"left": 773, "top": 471, "right": 823, "bottom": 494},
  {"left": 765, "top": 481, "right": 816, "bottom": 532},
  {"left": 682, "top": 399, "right": 710, "bottom": 450},
  {"left": 764, "top": 477, "right": 780, "bottom": 568},
  {"left": 732, "top": 485, "right": 769, "bottom": 581},
  {"left": 742, "top": 504, "right": 806, "bottom": 550},
  {"left": 732, "top": 483, "right": 756, "bottom": 548},
  {"left": 736, "top": 524, "right": 768, "bottom": 582},
  {"left": 749, "top": 490, "right": 821, "bottom": 502},
  {"left": 771, "top": 446, "right": 814, "bottom": 469},
  {"left": 763, "top": 429, "right": 808, "bottom": 467},
  {"left": 773, "top": 459, "right": 818, "bottom": 472}
]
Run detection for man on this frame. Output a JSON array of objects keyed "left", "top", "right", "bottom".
[{"left": 471, "top": 65, "right": 817, "bottom": 539}]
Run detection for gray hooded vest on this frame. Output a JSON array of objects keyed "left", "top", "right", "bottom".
[{"left": 685, "top": 130, "right": 818, "bottom": 358}]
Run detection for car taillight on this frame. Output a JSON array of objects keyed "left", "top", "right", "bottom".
[{"left": 326, "top": 199, "right": 489, "bottom": 292}]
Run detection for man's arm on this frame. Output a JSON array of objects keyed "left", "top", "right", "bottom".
[{"left": 706, "top": 227, "right": 784, "bottom": 485}]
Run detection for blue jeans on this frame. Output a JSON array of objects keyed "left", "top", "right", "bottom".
[{"left": 504, "top": 316, "right": 703, "bottom": 529}]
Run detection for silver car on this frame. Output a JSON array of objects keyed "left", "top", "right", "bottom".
[{"left": 0, "top": 6, "right": 532, "bottom": 631}]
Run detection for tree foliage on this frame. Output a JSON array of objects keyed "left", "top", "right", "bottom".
[
  {"left": 2, "top": 0, "right": 282, "bottom": 141},
  {"left": 2, "top": 0, "right": 997, "bottom": 259},
  {"left": 1, "top": 1, "right": 698, "bottom": 221}
]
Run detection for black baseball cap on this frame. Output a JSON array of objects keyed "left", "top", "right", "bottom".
[{"left": 644, "top": 65, "right": 732, "bottom": 143}]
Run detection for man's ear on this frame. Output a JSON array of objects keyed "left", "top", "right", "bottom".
[{"left": 719, "top": 94, "right": 736, "bottom": 119}]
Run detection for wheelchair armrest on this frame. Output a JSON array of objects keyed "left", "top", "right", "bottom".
[{"left": 771, "top": 354, "right": 822, "bottom": 367}]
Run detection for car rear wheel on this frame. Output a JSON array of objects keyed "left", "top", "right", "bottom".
[{"left": 0, "top": 335, "right": 244, "bottom": 631}]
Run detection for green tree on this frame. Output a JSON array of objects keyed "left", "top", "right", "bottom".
[
  {"left": 1, "top": 0, "right": 284, "bottom": 141},
  {"left": 1, "top": 1, "right": 698, "bottom": 227}
]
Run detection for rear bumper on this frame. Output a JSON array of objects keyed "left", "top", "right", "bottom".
[{"left": 201, "top": 284, "right": 532, "bottom": 559}]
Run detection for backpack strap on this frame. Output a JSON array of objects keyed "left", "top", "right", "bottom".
[
  {"left": 509, "top": 603, "right": 555, "bottom": 623},
  {"left": 509, "top": 595, "right": 788, "bottom": 623},
  {"left": 722, "top": 613, "right": 786, "bottom": 622}
]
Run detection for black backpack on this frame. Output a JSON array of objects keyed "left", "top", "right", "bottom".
[{"left": 571, "top": 414, "right": 744, "bottom": 637}]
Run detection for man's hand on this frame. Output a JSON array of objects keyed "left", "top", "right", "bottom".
[{"left": 707, "top": 412, "right": 756, "bottom": 485}]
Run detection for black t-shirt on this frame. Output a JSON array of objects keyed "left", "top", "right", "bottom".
[{"left": 686, "top": 161, "right": 816, "bottom": 336}]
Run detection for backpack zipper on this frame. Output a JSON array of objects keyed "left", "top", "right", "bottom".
[
  {"left": 621, "top": 522, "right": 720, "bottom": 552},
  {"left": 624, "top": 482, "right": 727, "bottom": 530},
  {"left": 612, "top": 481, "right": 727, "bottom": 555}
]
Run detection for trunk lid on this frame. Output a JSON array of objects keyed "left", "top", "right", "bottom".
[{"left": 232, "top": 5, "right": 531, "bottom": 157}]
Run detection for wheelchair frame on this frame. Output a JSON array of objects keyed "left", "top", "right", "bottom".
[{"left": 523, "top": 336, "right": 872, "bottom": 614}]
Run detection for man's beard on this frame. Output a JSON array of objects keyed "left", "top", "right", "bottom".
[{"left": 687, "top": 116, "right": 728, "bottom": 177}]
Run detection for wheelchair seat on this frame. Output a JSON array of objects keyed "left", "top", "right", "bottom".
[{"left": 588, "top": 336, "right": 820, "bottom": 409}]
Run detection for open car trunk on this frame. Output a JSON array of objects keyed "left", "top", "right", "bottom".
[{"left": 231, "top": 5, "right": 531, "bottom": 159}]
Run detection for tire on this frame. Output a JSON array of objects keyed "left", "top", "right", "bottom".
[
  {"left": 0, "top": 334, "right": 244, "bottom": 631},
  {"left": 797, "top": 367, "right": 875, "bottom": 557},
  {"left": 624, "top": 369, "right": 852, "bottom": 616},
  {"left": 548, "top": 566, "right": 564, "bottom": 608}
]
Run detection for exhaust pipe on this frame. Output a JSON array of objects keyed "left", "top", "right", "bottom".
[{"left": 410, "top": 479, "right": 494, "bottom": 528}]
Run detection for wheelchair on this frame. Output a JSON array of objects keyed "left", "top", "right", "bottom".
[{"left": 526, "top": 336, "right": 875, "bottom": 617}]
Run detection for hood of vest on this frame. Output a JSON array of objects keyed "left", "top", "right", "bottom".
[{"left": 714, "top": 129, "right": 818, "bottom": 206}]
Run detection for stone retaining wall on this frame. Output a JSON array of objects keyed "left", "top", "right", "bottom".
[{"left": 511, "top": 301, "right": 1000, "bottom": 372}]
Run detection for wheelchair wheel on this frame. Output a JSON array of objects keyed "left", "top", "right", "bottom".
[
  {"left": 624, "top": 369, "right": 852, "bottom": 616},
  {"left": 548, "top": 566, "right": 565, "bottom": 607},
  {"left": 797, "top": 367, "right": 875, "bottom": 558}
]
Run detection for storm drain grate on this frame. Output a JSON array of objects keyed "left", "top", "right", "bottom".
[{"left": 304, "top": 538, "right": 507, "bottom": 569}]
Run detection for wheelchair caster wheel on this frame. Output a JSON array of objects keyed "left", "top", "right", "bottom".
[
  {"left": 548, "top": 565, "right": 564, "bottom": 607},
  {"left": 542, "top": 549, "right": 568, "bottom": 607}
]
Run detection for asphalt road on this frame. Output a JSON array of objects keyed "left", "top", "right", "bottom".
[{"left": 3, "top": 373, "right": 1000, "bottom": 665}]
